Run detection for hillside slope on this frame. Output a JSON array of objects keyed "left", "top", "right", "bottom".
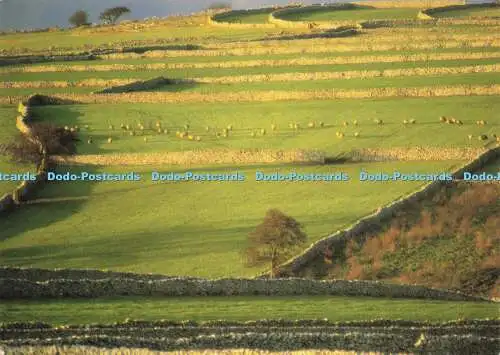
[{"left": 296, "top": 180, "right": 500, "bottom": 298}]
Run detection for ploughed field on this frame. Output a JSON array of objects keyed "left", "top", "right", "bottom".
[{"left": 0, "top": 4, "right": 499, "bottom": 353}]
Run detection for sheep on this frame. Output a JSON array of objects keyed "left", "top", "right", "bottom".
[
  {"left": 144, "top": 137, "right": 148, "bottom": 143},
  {"left": 64, "top": 126, "right": 70, "bottom": 131},
  {"left": 251, "top": 131, "right": 256, "bottom": 137},
  {"left": 342, "top": 121, "right": 349, "bottom": 127},
  {"left": 107, "top": 137, "right": 113, "bottom": 143},
  {"left": 337, "top": 132, "right": 344, "bottom": 138},
  {"left": 195, "top": 136, "right": 201, "bottom": 142},
  {"left": 155, "top": 121, "right": 161, "bottom": 128},
  {"left": 180, "top": 132, "right": 188, "bottom": 138},
  {"left": 319, "top": 121, "right": 324, "bottom": 128},
  {"left": 354, "top": 132, "right": 360, "bottom": 137},
  {"left": 403, "top": 120, "right": 409, "bottom": 125},
  {"left": 374, "top": 119, "right": 383, "bottom": 125},
  {"left": 163, "top": 128, "right": 168, "bottom": 134},
  {"left": 139, "top": 125, "right": 145, "bottom": 131},
  {"left": 157, "top": 128, "right": 163, "bottom": 134},
  {"left": 175, "top": 131, "right": 180, "bottom": 137},
  {"left": 70, "top": 127, "right": 76, "bottom": 133},
  {"left": 308, "top": 122, "right": 315, "bottom": 128},
  {"left": 87, "top": 138, "right": 93, "bottom": 144},
  {"left": 120, "top": 123, "right": 126, "bottom": 130},
  {"left": 288, "top": 122, "right": 294, "bottom": 129},
  {"left": 439, "top": 116, "right": 447, "bottom": 123},
  {"left": 261, "top": 128, "right": 266, "bottom": 136},
  {"left": 468, "top": 134, "right": 473, "bottom": 140},
  {"left": 227, "top": 124, "right": 233, "bottom": 131},
  {"left": 130, "top": 131, "right": 135, "bottom": 136},
  {"left": 109, "top": 124, "right": 114, "bottom": 130},
  {"left": 271, "top": 124, "right": 277, "bottom": 131},
  {"left": 293, "top": 123, "right": 300, "bottom": 130},
  {"left": 84, "top": 124, "right": 90, "bottom": 130},
  {"left": 188, "top": 135, "right": 194, "bottom": 140},
  {"left": 448, "top": 118, "right": 456, "bottom": 124},
  {"left": 205, "top": 126, "right": 210, "bottom": 132},
  {"left": 353, "top": 120, "right": 358, "bottom": 126},
  {"left": 478, "top": 134, "right": 488, "bottom": 141},
  {"left": 125, "top": 124, "right": 131, "bottom": 131}
]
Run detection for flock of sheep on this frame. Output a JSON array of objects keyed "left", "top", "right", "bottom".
[{"left": 62, "top": 115, "right": 497, "bottom": 146}]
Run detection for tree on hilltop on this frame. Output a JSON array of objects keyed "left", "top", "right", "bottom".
[
  {"left": 243, "top": 209, "right": 308, "bottom": 278},
  {"left": 68, "top": 10, "right": 90, "bottom": 27},
  {"left": 99, "top": 6, "right": 131, "bottom": 24}
]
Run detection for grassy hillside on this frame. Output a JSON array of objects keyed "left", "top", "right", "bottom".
[{"left": 276, "top": 6, "right": 418, "bottom": 22}]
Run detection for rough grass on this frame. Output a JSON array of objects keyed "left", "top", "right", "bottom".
[
  {"left": 277, "top": 7, "right": 419, "bottom": 22},
  {"left": 27, "top": 96, "right": 499, "bottom": 156},
  {"left": 0, "top": 161, "right": 461, "bottom": 277},
  {"left": 1, "top": 295, "right": 496, "bottom": 324}
]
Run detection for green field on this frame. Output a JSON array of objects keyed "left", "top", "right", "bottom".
[
  {"left": 213, "top": 9, "right": 275, "bottom": 24},
  {"left": 0, "top": 161, "right": 462, "bottom": 277},
  {"left": 3, "top": 58, "right": 499, "bottom": 82},
  {"left": 275, "top": 6, "right": 418, "bottom": 22},
  {"left": 1, "top": 296, "right": 495, "bottom": 324},
  {"left": 27, "top": 97, "right": 498, "bottom": 156}
]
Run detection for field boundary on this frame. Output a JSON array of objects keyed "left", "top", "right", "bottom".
[
  {"left": 0, "top": 272, "right": 488, "bottom": 301},
  {"left": 419, "top": 3, "right": 500, "bottom": 20},
  {"left": 2, "top": 85, "right": 498, "bottom": 104},
  {"left": 267, "top": 146, "right": 500, "bottom": 278},
  {"left": 0, "top": 97, "right": 50, "bottom": 215},
  {"left": 3, "top": 64, "right": 499, "bottom": 89}
]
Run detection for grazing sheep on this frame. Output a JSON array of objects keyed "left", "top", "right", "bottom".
[
  {"left": 227, "top": 125, "right": 233, "bottom": 131},
  {"left": 251, "top": 131, "right": 256, "bottom": 137},
  {"left": 353, "top": 120, "right": 358, "bottom": 126},
  {"left": 403, "top": 120, "right": 409, "bottom": 125},
  {"left": 195, "top": 136, "right": 201, "bottom": 142},
  {"left": 308, "top": 122, "right": 315, "bottom": 128},
  {"left": 409, "top": 119, "right": 416, "bottom": 124},
  {"left": 374, "top": 119, "right": 383, "bottom": 125},
  {"left": 468, "top": 134, "right": 473, "bottom": 140},
  {"left": 319, "top": 121, "right": 324, "bottom": 128},
  {"left": 342, "top": 121, "right": 349, "bottom": 127},
  {"left": 144, "top": 137, "right": 148, "bottom": 142},
  {"left": 456, "top": 120, "right": 463, "bottom": 125},
  {"left": 107, "top": 137, "right": 113, "bottom": 143},
  {"left": 188, "top": 135, "right": 194, "bottom": 140},
  {"left": 261, "top": 128, "right": 266, "bottom": 136},
  {"left": 271, "top": 124, "right": 277, "bottom": 131},
  {"left": 354, "top": 132, "right": 360, "bottom": 137},
  {"left": 440, "top": 116, "right": 447, "bottom": 123},
  {"left": 479, "top": 134, "right": 488, "bottom": 141},
  {"left": 87, "top": 138, "right": 93, "bottom": 144},
  {"left": 109, "top": 124, "right": 114, "bottom": 130}
]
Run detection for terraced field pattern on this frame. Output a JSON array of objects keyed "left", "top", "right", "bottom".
[{"left": 0, "top": 1, "right": 499, "bottom": 354}]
